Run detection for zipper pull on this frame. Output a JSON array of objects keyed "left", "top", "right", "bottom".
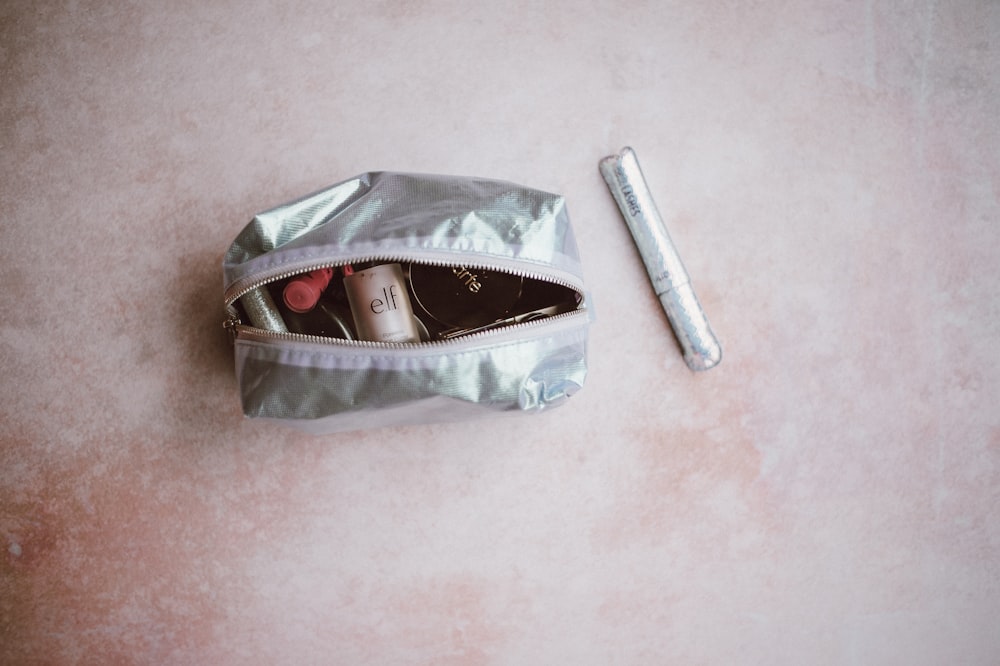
[{"left": 223, "top": 315, "right": 241, "bottom": 343}]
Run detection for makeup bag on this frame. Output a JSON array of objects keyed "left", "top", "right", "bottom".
[{"left": 222, "top": 171, "right": 592, "bottom": 434}]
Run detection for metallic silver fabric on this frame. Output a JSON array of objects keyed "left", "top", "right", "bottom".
[
  {"left": 223, "top": 172, "right": 591, "bottom": 433},
  {"left": 224, "top": 172, "right": 584, "bottom": 303},
  {"left": 600, "top": 147, "right": 721, "bottom": 371},
  {"left": 234, "top": 318, "right": 589, "bottom": 434}
]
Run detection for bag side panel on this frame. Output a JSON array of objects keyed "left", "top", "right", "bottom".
[{"left": 233, "top": 324, "right": 589, "bottom": 432}]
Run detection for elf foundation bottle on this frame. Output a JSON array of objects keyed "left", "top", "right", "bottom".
[{"left": 343, "top": 263, "right": 421, "bottom": 343}]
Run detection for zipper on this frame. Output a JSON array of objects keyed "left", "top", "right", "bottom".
[
  {"left": 223, "top": 254, "right": 588, "bottom": 348},
  {"left": 230, "top": 306, "right": 588, "bottom": 350}
]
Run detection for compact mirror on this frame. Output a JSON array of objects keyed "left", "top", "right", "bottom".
[{"left": 408, "top": 263, "right": 523, "bottom": 329}]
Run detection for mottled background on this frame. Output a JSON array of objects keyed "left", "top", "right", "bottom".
[{"left": 2, "top": 1, "right": 998, "bottom": 664}]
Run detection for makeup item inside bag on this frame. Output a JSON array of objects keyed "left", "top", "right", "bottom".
[
  {"left": 270, "top": 269, "right": 356, "bottom": 340},
  {"left": 283, "top": 268, "right": 334, "bottom": 313},
  {"left": 344, "top": 263, "right": 422, "bottom": 343},
  {"left": 408, "top": 263, "right": 581, "bottom": 339},
  {"left": 408, "top": 263, "right": 522, "bottom": 335},
  {"left": 240, "top": 286, "right": 288, "bottom": 332}
]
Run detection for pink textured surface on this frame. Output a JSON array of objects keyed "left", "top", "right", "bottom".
[{"left": 2, "top": 2, "right": 999, "bottom": 664}]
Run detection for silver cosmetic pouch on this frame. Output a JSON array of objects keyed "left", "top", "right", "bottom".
[{"left": 222, "top": 171, "right": 591, "bottom": 434}]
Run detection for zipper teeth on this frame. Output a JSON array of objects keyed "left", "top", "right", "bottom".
[
  {"left": 224, "top": 254, "right": 583, "bottom": 307},
  {"left": 234, "top": 307, "right": 588, "bottom": 349},
  {"left": 225, "top": 259, "right": 347, "bottom": 307}
]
